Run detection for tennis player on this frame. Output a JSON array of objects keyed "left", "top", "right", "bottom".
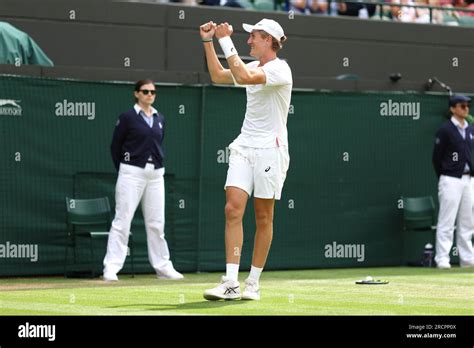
[{"left": 199, "top": 19, "right": 293, "bottom": 300}]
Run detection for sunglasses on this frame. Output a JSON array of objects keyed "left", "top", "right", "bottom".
[
  {"left": 139, "top": 89, "right": 156, "bottom": 96},
  {"left": 457, "top": 104, "right": 470, "bottom": 109}
]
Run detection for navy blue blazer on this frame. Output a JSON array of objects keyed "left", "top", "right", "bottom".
[
  {"left": 432, "top": 119, "right": 474, "bottom": 178},
  {"left": 110, "top": 107, "right": 165, "bottom": 171}
]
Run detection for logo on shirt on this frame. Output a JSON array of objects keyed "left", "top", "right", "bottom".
[
  {"left": 265, "top": 166, "right": 271, "bottom": 172},
  {"left": 159, "top": 122, "right": 163, "bottom": 129},
  {"left": 0, "top": 99, "right": 22, "bottom": 116}
]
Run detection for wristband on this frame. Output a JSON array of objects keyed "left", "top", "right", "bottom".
[
  {"left": 202, "top": 38, "right": 213, "bottom": 43},
  {"left": 218, "top": 36, "right": 238, "bottom": 59}
]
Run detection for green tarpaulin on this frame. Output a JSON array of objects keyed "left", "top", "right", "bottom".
[
  {"left": 0, "top": 75, "right": 469, "bottom": 276},
  {"left": 0, "top": 22, "right": 54, "bottom": 66}
]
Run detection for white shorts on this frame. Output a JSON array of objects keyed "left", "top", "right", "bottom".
[{"left": 224, "top": 143, "right": 290, "bottom": 200}]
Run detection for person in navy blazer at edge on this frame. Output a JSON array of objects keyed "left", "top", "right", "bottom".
[
  {"left": 102, "top": 79, "right": 183, "bottom": 281},
  {"left": 432, "top": 94, "right": 474, "bottom": 269}
]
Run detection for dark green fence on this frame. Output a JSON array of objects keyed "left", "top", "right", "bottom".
[{"left": 0, "top": 75, "right": 458, "bottom": 276}]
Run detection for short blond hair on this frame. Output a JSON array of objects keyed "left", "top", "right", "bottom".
[{"left": 258, "top": 30, "right": 287, "bottom": 52}]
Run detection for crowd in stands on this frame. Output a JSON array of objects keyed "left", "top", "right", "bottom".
[
  {"left": 163, "top": 0, "right": 474, "bottom": 25},
  {"left": 287, "top": 0, "right": 474, "bottom": 24}
]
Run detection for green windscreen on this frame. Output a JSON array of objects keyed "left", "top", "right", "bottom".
[{"left": 0, "top": 75, "right": 450, "bottom": 276}]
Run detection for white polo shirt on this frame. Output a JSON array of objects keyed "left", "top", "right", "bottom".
[{"left": 231, "top": 57, "right": 293, "bottom": 148}]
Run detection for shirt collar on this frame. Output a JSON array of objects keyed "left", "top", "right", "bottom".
[
  {"left": 451, "top": 116, "right": 468, "bottom": 130},
  {"left": 134, "top": 104, "right": 158, "bottom": 116}
]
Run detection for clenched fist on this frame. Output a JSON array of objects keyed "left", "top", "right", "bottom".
[
  {"left": 200, "top": 21, "right": 217, "bottom": 40},
  {"left": 215, "top": 22, "right": 233, "bottom": 39}
]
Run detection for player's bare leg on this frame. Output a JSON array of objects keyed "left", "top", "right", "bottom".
[
  {"left": 225, "top": 186, "right": 248, "bottom": 265},
  {"left": 242, "top": 197, "right": 274, "bottom": 300},
  {"left": 203, "top": 186, "right": 248, "bottom": 300},
  {"left": 252, "top": 198, "right": 275, "bottom": 267}
]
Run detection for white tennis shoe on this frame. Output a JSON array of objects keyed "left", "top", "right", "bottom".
[
  {"left": 460, "top": 260, "right": 474, "bottom": 268},
  {"left": 436, "top": 262, "right": 451, "bottom": 269},
  {"left": 103, "top": 272, "right": 118, "bottom": 282},
  {"left": 242, "top": 278, "right": 260, "bottom": 300},
  {"left": 157, "top": 268, "right": 184, "bottom": 280},
  {"left": 203, "top": 276, "right": 241, "bottom": 301}
]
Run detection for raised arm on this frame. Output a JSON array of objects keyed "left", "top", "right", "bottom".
[
  {"left": 200, "top": 21, "right": 234, "bottom": 84},
  {"left": 215, "top": 22, "right": 266, "bottom": 86}
]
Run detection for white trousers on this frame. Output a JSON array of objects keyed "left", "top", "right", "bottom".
[
  {"left": 103, "top": 163, "right": 173, "bottom": 275},
  {"left": 435, "top": 175, "right": 474, "bottom": 266}
]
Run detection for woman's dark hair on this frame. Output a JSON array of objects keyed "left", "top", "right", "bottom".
[{"left": 134, "top": 79, "right": 155, "bottom": 103}]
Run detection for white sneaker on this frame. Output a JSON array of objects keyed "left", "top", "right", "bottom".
[
  {"left": 242, "top": 278, "right": 260, "bottom": 300},
  {"left": 157, "top": 268, "right": 184, "bottom": 280},
  {"left": 203, "top": 276, "right": 241, "bottom": 301},
  {"left": 103, "top": 272, "right": 118, "bottom": 282},
  {"left": 437, "top": 262, "right": 451, "bottom": 269},
  {"left": 460, "top": 260, "right": 474, "bottom": 268}
]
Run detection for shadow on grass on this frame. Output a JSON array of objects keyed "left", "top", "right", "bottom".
[{"left": 106, "top": 300, "right": 248, "bottom": 312}]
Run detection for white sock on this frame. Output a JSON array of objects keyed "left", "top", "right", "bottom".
[
  {"left": 248, "top": 265, "right": 263, "bottom": 283},
  {"left": 226, "top": 263, "right": 239, "bottom": 282}
]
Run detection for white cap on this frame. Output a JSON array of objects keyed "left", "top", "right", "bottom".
[{"left": 242, "top": 18, "right": 285, "bottom": 42}]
